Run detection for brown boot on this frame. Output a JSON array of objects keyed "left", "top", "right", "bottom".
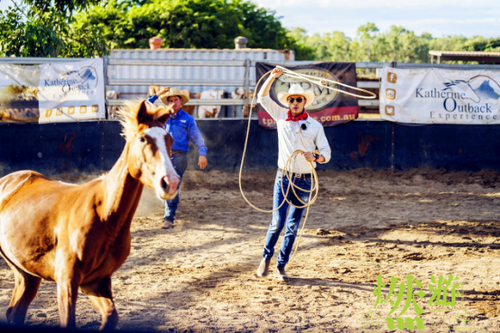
[
  {"left": 162, "top": 220, "right": 174, "bottom": 229},
  {"left": 274, "top": 266, "right": 290, "bottom": 281},
  {"left": 257, "top": 258, "right": 271, "bottom": 277}
]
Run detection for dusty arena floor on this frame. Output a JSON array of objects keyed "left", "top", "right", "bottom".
[{"left": 1, "top": 169, "right": 500, "bottom": 332}]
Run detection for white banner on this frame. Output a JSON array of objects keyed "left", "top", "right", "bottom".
[
  {"left": 0, "top": 63, "right": 46, "bottom": 122},
  {"left": 38, "top": 59, "right": 105, "bottom": 123},
  {"left": 379, "top": 67, "right": 500, "bottom": 125}
]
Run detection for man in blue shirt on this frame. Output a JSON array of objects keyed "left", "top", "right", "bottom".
[{"left": 147, "top": 87, "right": 208, "bottom": 229}]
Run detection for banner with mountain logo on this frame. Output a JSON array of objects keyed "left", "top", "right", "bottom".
[
  {"left": 379, "top": 67, "right": 500, "bottom": 125},
  {"left": 38, "top": 59, "right": 105, "bottom": 123}
]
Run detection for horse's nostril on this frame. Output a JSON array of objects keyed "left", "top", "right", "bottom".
[{"left": 161, "top": 176, "right": 169, "bottom": 192}]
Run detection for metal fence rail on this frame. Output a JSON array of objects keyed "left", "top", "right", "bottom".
[
  {"left": 105, "top": 57, "right": 253, "bottom": 115},
  {"left": 105, "top": 58, "right": 385, "bottom": 111},
  {"left": 0, "top": 57, "right": 89, "bottom": 64},
  {"left": 105, "top": 59, "right": 500, "bottom": 112},
  {"left": 108, "top": 59, "right": 247, "bottom": 67},
  {"left": 107, "top": 79, "right": 246, "bottom": 87},
  {"left": 3, "top": 57, "right": 500, "bottom": 118},
  {"left": 106, "top": 99, "right": 246, "bottom": 106}
]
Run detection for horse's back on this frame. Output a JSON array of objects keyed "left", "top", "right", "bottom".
[
  {"left": 0, "top": 171, "right": 50, "bottom": 210},
  {"left": 0, "top": 170, "right": 94, "bottom": 227}
]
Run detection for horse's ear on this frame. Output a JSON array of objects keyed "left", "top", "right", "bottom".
[
  {"left": 136, "top": 100, "right": 151, "bottom": 124},
  {"left": 156, "top": 106, "right": 172, "bottom": 126}
]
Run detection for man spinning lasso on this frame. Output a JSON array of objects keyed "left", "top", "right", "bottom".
[{"left": 256, "top": 67, "right": 331, "bottom": 281}]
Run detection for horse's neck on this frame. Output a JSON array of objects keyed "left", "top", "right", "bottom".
[{"left": 101, "top": 143, "right": 144, "bottom": 227}]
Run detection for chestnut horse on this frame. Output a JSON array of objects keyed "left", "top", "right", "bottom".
[{"left": 0, "top": 100, "right": 179, "bottom": 330}]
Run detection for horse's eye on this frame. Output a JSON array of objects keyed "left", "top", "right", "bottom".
[{"left": 139, "top": 136, "right": 146, "bottom": 143}]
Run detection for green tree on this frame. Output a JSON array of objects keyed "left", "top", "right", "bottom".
[
  {"left": 307, "top": 33, "right": 330, "bottom": 60},
  {"left": 0, "top": 0, "right": 108, "bottom": 57},
  {"left": 230, "top": 0, "right": 289, "bottom": 49},
  {"left": 428, "top": 35, "right": 468, "bottom": 52},
  {"left": 349, "top": 23, "right": 379, "bottom": 62},
  {"left": 370, "top": 26, "right": 429, "bottom": 63},
  {"left": 287, "top": 27, "right": 315, "bottom": 60},
  {"left": 463, "top": 36, "right": 500, "bottom": 52},
  {"left": 289, "top": 22, "right": 496, "bottom": 63},
  {"left": 320, "top": 31, "right": 351, "bottom": 61},
  {"left": 76, "top": 0, "right": 293, "bottom": 50}
]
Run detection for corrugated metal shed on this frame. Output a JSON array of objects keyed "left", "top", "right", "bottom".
[
  {"left": 429, "top": 50, "right": 500, "bottom": 63},
  {"left": 108, "top": 48, "right": 294, "bottom": 97}
]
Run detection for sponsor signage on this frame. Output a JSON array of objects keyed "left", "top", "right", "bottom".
[
  {"left": 256, "top": 62, "right": 358, "bottom": 129},
  {"left": 38, "top": 59, "right": 105, "bottom": 123},
  {"left": 380, "top": 67, "right": 500, "bottom": 124},
  {"left": 0, "top": 63, "right": 45, "bottom": 123},
  {"left": 0, "top": 59, "right": 105, "bottom": 123}
]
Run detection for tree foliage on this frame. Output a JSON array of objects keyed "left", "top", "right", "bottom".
[
  {"left": 74, "top": 0, "right": 291, "bottom": 50},
  {"left": 291, "top": 22, "right": 499, "bottom": 63},
  {"left": 463, "top": 36, "right": 500, "bottom": 52},
  {"left": 0, "top": 0, "right": 109, "bottom": 57},
  {"left": 1, "top": 0, "right": 498, "bottom": 62}
]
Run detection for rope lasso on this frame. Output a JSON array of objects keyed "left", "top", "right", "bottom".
[
  {"left": 275, "top": 65, "right": 377, "bottom": 100},
  {"left": 239, "top": 70, "right": 320, "bottom": 264},
  {"left": 240, "top": 65, "right": 375, "bottom": 264}
]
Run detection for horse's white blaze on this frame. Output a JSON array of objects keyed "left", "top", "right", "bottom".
[{"left": 144, "top": 127, "right": 179, "bottom": 200}]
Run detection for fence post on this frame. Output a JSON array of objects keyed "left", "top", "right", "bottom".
[
  {"left": 102, "top": 56, "right": 109, "bottom": 172},
  {"left": 390, "top": 60, "right": 397, "bottom": 171},
  {"left": 103, "top": 56, "right": 109, "bottom": 119},
  {"left": 101, "top": 121, "right": 105, "bottom": 172},
  {"left": 243, "top": 58, "right": 250, "bottom": 118}
]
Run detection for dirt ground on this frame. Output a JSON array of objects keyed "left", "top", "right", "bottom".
[{"left": 1, "top": 168, "right": 500, "bottom": 332}]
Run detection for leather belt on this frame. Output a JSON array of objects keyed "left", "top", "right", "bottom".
[
  {"left": 171, "top": 150, "right": 186, "bottom": 155},
  {"left": 278, "top": 168, "right": 312, "bottom": 179}
]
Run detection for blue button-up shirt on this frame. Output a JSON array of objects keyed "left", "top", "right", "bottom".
[{"left": 147, "top": 95, "right": 207, "bottom": 156}]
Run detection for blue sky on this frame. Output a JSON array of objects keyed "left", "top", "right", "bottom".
[
  {"left": 1, "top": 0, "right": 499, "bottom": 39},
  {"left": 252, "top": 0, "right": 500, "bottom": 39}
]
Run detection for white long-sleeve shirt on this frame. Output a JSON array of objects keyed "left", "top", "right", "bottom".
[{"left": 258, "top": 94, "right": 331, "bottom": 174}]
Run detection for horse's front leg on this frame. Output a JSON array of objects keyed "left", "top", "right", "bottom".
[
  {"left": 80, "top": 276, "right": 118, "bottom": 331},
  {"left": 55, "top": 265, "right": 82, "bottom": 329}
]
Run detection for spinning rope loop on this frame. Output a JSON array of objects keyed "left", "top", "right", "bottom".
[{"left": 275, "top": 65, "right": 377, "bottom": 100}]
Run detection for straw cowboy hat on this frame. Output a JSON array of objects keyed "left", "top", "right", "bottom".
[
  {"left": 277, "top": 84, "right": 315, "bottom": 108},
  {"left": 159, "top": 87, "right": 190, "bottom": 105}
]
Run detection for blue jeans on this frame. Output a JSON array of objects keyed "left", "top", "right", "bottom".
[
  {"left": 164, "top": 152, "right": 188, "bottom": 222},
  {"left": 263, "top": 170, "right": 312, "bottom": 267}
]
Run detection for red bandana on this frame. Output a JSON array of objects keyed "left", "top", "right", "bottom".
[{"left": 286, "top": 110, "right": 308, "bottom": 122}]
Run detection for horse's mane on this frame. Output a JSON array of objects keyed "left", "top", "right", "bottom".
[{"left": 117, "top": 100, "right": 171, "bottom": 141}]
